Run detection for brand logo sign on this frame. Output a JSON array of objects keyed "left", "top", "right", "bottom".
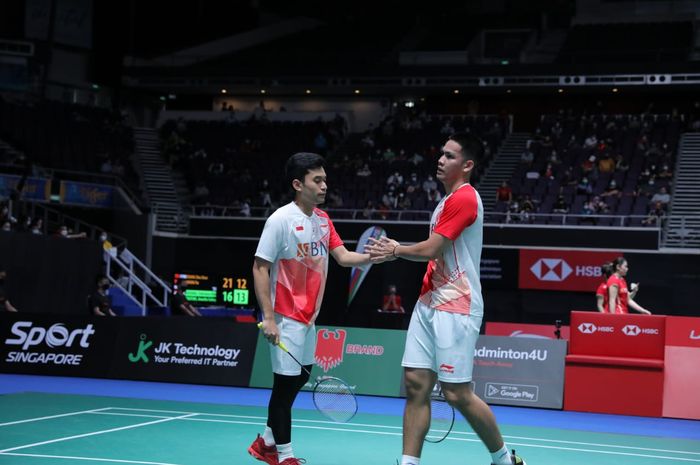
[
  {"left": 691, "top": 330, "right": 700, "bottom": 340},
  {"left": 484, "top": 382, "right": 539, "bottom": 403},
  {"left": 127, "top": 332, "right": 242, "bottom": 367},
  {"left": 315, "top": 329, "right": 347, "bottom": 372},
  {"left": 3, "top": 321, "right": 96, "bottom": 366},
  {"left": 439, "top": 363, "right": 455, "bottom": 374},
  {"left": 529, "top": 258, "right": 572, "bottom": 282},
  {"left": 622, "top": 324, "right": 659, "bottom": 336},
  {"left": 519, "top": 250, "right": 621, "bottom": 291},
  {"left": 578, "top": 322, "right": 614, "bottom": 334}
]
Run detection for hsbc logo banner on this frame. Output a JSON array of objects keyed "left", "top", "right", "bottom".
[{"left": 519, "top": 249, "right": 622, "bottom": 291}]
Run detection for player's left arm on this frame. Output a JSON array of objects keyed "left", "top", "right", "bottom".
[{"left": 628, "top": 297, "right": 651, "bottom": 315}]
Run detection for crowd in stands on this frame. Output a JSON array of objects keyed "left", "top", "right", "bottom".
[
  {"left": 493, "top": 108, "right": 683, "bottom": 226},
  {"left": 175, "top": 111, "right": 509, "bottom": 219},
  {"left": 0, "top": 97, "right": 140, "bottom": 199}
]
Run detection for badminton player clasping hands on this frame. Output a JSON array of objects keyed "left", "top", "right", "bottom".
[
  {"left": 367, "top": 134, "right": 527, "bottom": 465},
  {"left": 249, "top": 152, "right": 390, "bottom": 465}
]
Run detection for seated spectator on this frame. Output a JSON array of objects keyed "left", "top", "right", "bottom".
[
  {"left": 405, "top": 173, "right": 421, "bottom": 194},
  {"left": 240, "top": 198, "right": 252, "bottom": 217},
  {"left": 601, "top": 180, "right": 621, "bottom": 198},
  {"left": 615, "top": 154, "right": 630, "bottom": 172},
  {"left": 638, "top": 176, "right": 658, "bottom": 197},
  {"left": 88, "top": 275, "right": 116, "bottom": 316},
  {"left": 0, "top": 268, "right": 18, "bottom": 312},
  {"left": 642, "top": 202, "right": 666, "bottom": 226},
  {"left": 193, "top": 182, "right": 210, "bottom": 202},
  {"left": 650, "top": 186, "right": 671, "bottom": 206},
  {"left": 658, "top": 164, "right": 673, "bottom": 179},
  {"left": 56, "top": 225, "right": 87, "bottom": 239},
  {"left": 598, "top": 155, "right": 615, "bottom": 174},
  {"left": 397, "top": 192, "right": 411, "bottom": 210},
  {"left": 561, "top": 167, "right": 577, "bottom": 186},
  {"left": 408, "top": 152, "right": 424, "bottom": 166},
  {"left": 422, "top": 175, "right": 437, "bottom": 194},
  {"left": 29, "top": 218, "right": 43, "bottom": 235},
  {"left": 593, "top": 196, "right": 610, "bottom": 214},
  {"left": 382, "top": 188, "right": 398, "bottom": 209},
  {"left": 584, "top": 134, "right": 598, "bottom": 149},
  {"left": 386, "top": 171, "right": 404, "bottom": 188},
  {"left": 496, "top": 181, "right": 512, "bottom": 202},
  {"left": 1, "top": 220, "right": 10, "bottom": 233},
  {"left": 356, "top": 163, "right": 372, "bottom": 177},
  {"left": 379, "top": 284, "right": 405, "bottom": 313},
  {"left": 549, "top": 150, "right": 561, "bottom": 165},
  {"left": 542, "top": 163, "right": 555, "bottom": 180},
  {"left": 361, "top": 200, "right": 376, "bottom": 219},
  {"left": 171, "top": 279, "right": 202, "bottom": 316},
  {"left": 327, "top": 189, "right": 344, "bottom": 208},
  {"left": 520, "top": 149, "right": 534, "bottom": 165},
  {"left": 582, "top": 200, "right": 596, "bottom": 216},
  {"left": 382, "top": 148, "right": 396, "bottom": 163},
  {"left": 577, "top": 177, "right": 593, "bottom": 195},
  {"left": 553, "top": 195, "right": 569, "bottom": 214},
  {"left": 581, "top": 155, "right": 596, "bottom": 175}
]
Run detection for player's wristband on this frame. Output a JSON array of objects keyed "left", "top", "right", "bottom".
[{"left": 392, "top": 245, "right": 399, "bottom": 258}]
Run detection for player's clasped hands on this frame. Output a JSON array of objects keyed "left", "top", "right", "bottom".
[{"left": 366, "top": 236, "right": 400, "bottom": 263}]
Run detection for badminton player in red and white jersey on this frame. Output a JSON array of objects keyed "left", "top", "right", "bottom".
[
  {"left": 367, "top": 134, "right": 526, "bottom": 465},
  {"left": 249, "top": 152, "right": 388, "bottom": 465},
  {"left": 595, "top": 262, "right": 613, "bottom": 312},
  {"left": 606, "top": 257, "right": 651, "bottom": 315}
]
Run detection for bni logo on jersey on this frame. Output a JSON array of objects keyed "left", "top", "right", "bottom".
[
  {"left": 529, "top": 258, "right": 573, "bottom": 282},
  {"left": 296, "top": 241, "right": 328, "bottom": 258}
]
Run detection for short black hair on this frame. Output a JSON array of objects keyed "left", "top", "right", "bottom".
[
  {"left": 285, "top": 152, "right": 325, "bottom": 187},
  {"left": 601, "top": 262, "right": 613, "bottom": 278},
  {"left": 611, "top": 256, "right": 627, "bottom": 272},
  {"left": 96, "top": 274, "right": 107, "bottom": 285},
  {"left": 448, "top": 133, "right": 484, "bottom": 165}
]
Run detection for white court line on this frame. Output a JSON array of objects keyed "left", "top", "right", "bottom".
[
  {"left": 0, "top": 413, "right": 198, "bottom": 453},
  {"left": 97, "top": 408, "right": 700, "bottom": 457},
  {"left": 0, "top": 452, "right": 182, "bottom": 465},
  {"left": 0, "top": 408, "right": 112, "bottom": 427}
]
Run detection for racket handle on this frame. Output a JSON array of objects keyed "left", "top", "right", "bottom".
[{"left": 257, "top": 322, "right": 290, "bottom": 352}]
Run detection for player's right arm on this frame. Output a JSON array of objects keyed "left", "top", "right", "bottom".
[
  {"left": 596, "top": 294, "right": 605, "bottom": 312},
  {"left": 253, "top": 257, "right": 279, "bottom": 344}
]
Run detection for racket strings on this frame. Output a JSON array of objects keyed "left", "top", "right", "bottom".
[
  {"left": 313, "top": 378, "right": 357, "bottom": 423},
  {"left": 426, "top": 395, "right": 455, "bottom": 443}
]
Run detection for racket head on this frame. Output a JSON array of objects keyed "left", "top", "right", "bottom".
[
  {"left": 425, "top": 393, "right": 455, "bottom": 443},
  {"left": 312, "top": 376, "right": 358, "bottom": 423}
]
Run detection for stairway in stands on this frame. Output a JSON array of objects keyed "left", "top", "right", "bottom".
[
  {"left": 132, "top": 127, "right": 188, "bottom": 233},
  {"left": 664, "top": 133, "right": 700, "bottom": 249},
  {"left": 477, "top": 132, "right": 530, "bottom": 212}
]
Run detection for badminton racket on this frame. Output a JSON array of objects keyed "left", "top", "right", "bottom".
[
  {"left": 425, "top": 384, "right": 455, "bottom": 443},
  {"left": 257, "top": 323, "right": 358, "bottom": 422}
]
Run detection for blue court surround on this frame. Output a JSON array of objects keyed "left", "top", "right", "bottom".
[{"left": 1, "top": 374, "right": 698, "bottom": 441}]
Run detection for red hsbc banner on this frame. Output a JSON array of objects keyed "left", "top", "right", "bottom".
[
  {"left": 569, "top": 311, "right": 666, "bottom": 359},
  {"left": 485, "top": 322, "right": 570, "bottom": 340},
  {"left": 519, "top": 249, "right": 622, "bottom": 291},
  {"left": 665, "top": 316, "right": 700, "bottom": 348}
]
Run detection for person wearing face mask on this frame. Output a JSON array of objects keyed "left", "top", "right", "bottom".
[
  {"left": 88, "top": 275, "right": 116, "bottom": 316},
  {"left": 170, "top": 279, "right": 202, "bottom": 317},
  {"left": 0, "top": 268, "right": 19, "bottom": 312}
]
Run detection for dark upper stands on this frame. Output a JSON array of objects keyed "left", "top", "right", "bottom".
[{"left": 557, "top": 22, "right": 693, "bottom": 64}]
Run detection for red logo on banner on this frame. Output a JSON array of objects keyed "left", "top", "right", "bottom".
[
  {"left": 518, "top": 250, "right": 622, "bottom": 291},
  {"left": 315, "top": 329, "right": 347, "bottom": 372}
]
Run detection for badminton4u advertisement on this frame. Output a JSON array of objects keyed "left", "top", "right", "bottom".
[{"left": 518, "top": 249, "right": 622, "bottom": 292}]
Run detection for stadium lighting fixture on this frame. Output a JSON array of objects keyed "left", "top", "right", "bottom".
[
  {"left": 453, "top": 89, "right": 460, "bottom": 94},
  {"left": 260, "top": 89, "right": 266, "bottom": 94},
  {"left": 305, "top": 89, "right": 311, "bottom": 94},
  {"left": 220, "top": 89, "right": 227, "bottom": 94},
  {"left": 354, "top": 89, "right": 361, "bottom": 94},
  {"left": 612, "top": 88, "right": 619, "bottom": 93}
]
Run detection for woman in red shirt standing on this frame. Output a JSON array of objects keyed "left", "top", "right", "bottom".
[
  {"left": 595, "top": 262, "right": 613, "bottom": 312},
  {"left": 607, "top": 257, "right": 651, "bottom": 314}
]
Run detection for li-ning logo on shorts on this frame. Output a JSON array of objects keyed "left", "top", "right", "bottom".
[
  {"left": 296, "top": 241, "right": 328, "bottom": 258},
  {"left": 529, "top": 258, "right": 573, "bottom": 282},
  {"left": 439, "top": 363, "right": 455, "bottom": 374}
]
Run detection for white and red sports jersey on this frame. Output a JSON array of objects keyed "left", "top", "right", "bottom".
[
  {"left": 418, "top": 183, "right": 483, "bottom": 317},
  {"left": 606, "top": 274, "right": 629, "bottom": 314},
  {"left": 255, "top": 202, "right": 343, "bottom": 324}
]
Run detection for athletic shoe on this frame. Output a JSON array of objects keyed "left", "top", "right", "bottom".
[
  {"left": 248, "top": 434, "right": 279, "bottom": 465},
  {"left": 278, "top": 459, "right": 306, "bottom": 465},
  {"left": 490, "top": 449, "right": 526, "bottom": 465}
]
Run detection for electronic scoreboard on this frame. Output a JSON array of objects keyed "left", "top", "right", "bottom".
[{"left": 173, "top": 273, "right": 252, "bottom": 307}]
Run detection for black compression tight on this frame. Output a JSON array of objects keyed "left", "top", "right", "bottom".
[{"left": 267, "top": 367, "right": 311, "bottom": 444}]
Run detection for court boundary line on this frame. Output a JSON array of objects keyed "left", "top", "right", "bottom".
[
  {"left": 95, "top": 408, "right": 700, "bottom": 457},
  {"left": 0, "top": 407, "right": 112, "bottom": 427},
  {"left": 0, "top": 452, "right": 183, "bottom": 465},
  {"left": 0, "top": 412, "right": 198, "bottom": 453}
]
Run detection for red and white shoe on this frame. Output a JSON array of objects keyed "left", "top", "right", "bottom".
[{"left": 248, "top": 434, "right": 279, "bottom": 465}]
